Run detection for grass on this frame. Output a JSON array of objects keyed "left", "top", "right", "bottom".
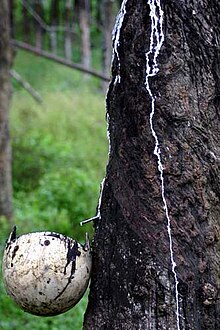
[{"left": 0, "top": 50, "right": 108, "bottom": 329}]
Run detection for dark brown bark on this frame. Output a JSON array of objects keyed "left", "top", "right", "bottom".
[
  {"left": 0, "top": 0, "right": 13, "bottom": 220},
  {"left": 84, "top": 1, "right": 220, "bottom": 329}
]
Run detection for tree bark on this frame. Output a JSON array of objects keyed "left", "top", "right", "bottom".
[
  {"left": 0, "top": 0, "right": 13, "bottom": 220},
  {"left": 83, "top": 1, "right": 220, "bottom": 329}
]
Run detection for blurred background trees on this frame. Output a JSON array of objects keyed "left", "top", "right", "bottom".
[
  {"left": 9, "top": 0, "right": 120, "bottom": 78},
  {"left": 1, "top": 0, "right": 120, "bottom": 229},
  {"left": 0, "top": 1, "right": 119, "bottom": 328}
]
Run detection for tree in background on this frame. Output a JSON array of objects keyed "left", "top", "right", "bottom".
[
  {"left": 76, "top": 0, "right": 91, "bottom": 69},
  {"left": 22, "top": 2, "right": 32, "bottom": 43},
  {"left": 50, "top": 0, "right": 59, "bottom": 54},
  {"left": 8, "top": 0, "right": 15, "bottom": 38},
  {"left": 9, "top": 1, "right": 120, "bottom": 80},
  {"left": 83, "top": 0, "right": 220, "bottom": 329},
  {"left": 64, "top": 0, "right": 74, "bottom": 60},
  {"left": 100, "top": 0, "right": 115, "bottom": 90},
  {"left": 0, "top": 0, "right": 13, "bottom": 220},
  {"left": 33, "top": 0, "right": 44, "bottom": 49}
]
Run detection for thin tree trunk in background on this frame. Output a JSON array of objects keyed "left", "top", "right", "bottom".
[
  {"left": 50, "top": 0, "right": 59, "bottom": 54},
  {"left": 64, "top": 0, "right": 73, "bottom": 60},
  {"left": 33, "top": 0, "right": 43, "bottom": 49},
  {"left": 10, "top": 70, "right": 43, "bottom": 104},
  {"left": 100, "top": 0, "right": 115, "bottom": 91},
  {"left": 77, "top": 0, "right": 91, "bottom": 69},
  {"left": 0, "top": 0, "right": 13, "bottom": 220},
  {"left": 83, "top": 0, "right": 220, "bottom": 329},
  {"left": 22, "top": 4, "right": 31, "bottom": 43}
]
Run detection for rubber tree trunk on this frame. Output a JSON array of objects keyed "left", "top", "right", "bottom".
[
  {"left": 0, "top": 0, "right": 13, "bottom": 220},
  {"left": 83, "top": 1, "right": 220, "bottom": 329}
]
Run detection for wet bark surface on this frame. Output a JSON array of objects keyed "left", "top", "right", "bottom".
[
  {"left": 0, "top": 0, "right": 13, "bottom": 219},
  {"left": 84, "top": 1, "right": 220, "bottom": 329}
]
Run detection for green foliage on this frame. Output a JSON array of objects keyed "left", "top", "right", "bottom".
[
  {"left": 13, "top": 166, "right": 98, "bottom": 240},
  {"left": 10, "top": 51, "right": 108, "bottom": 238},
  {"left": 38, "top": 168, "right": 96, "bottom": 220},
  {"left": 0, "top": 50, "right": 108, "bottom": 329}
]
